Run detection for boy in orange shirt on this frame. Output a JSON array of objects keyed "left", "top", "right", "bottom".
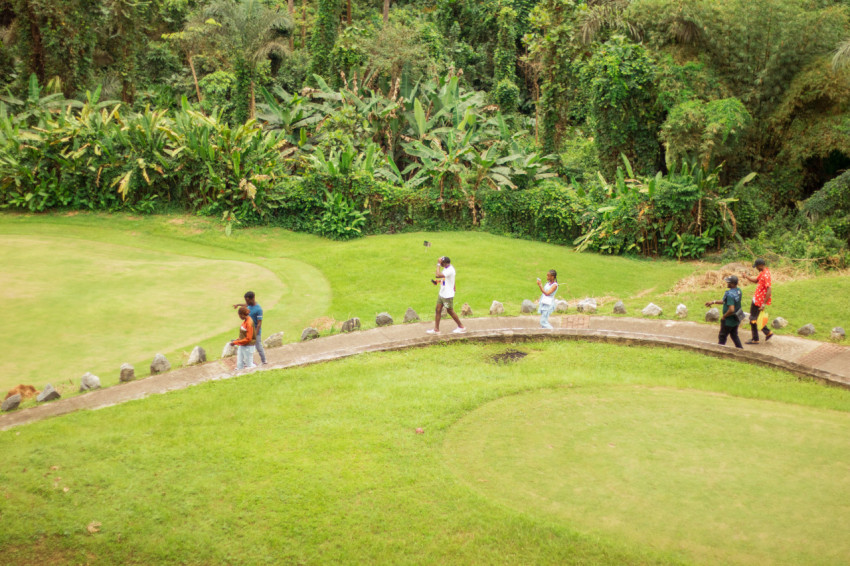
[{"left": 230, "top": 306, "right": 257, "bottom": 370}]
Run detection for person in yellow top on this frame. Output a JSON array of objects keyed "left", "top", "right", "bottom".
[{"left": 230, "top": 306, "right": 256, "bottom": 370}]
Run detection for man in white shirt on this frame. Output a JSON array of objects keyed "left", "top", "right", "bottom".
[{"left": 427, "top": 256, "right": 467, "bottom": 335}]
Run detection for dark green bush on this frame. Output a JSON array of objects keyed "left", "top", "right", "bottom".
[{"left": 482, "top": 181, "right": 589, "bottom": 244}]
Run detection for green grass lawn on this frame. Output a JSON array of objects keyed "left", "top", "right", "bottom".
[
  {"left": 0, "top": 235, "right": 283, "bottom": 389},
  {"left": 0, "top": 212, "right": 695, "bottom": 394},
  {"left": 1, "top": 211, "right": 847, "bottom": 396},
  {"left": 2, "top": 342, "right": 849, "bottom": 565}
]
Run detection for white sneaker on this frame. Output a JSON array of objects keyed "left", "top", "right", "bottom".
[
  {"left": 452, "top": 328, "right": 467, "bottom": 334},
  {"left": 426, "top": 329, "right": 440, "bottom": 335}
]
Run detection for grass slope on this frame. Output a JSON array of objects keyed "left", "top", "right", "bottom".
[
  {"left": 0, "top": 235, "right": 283, "bottom": 389},
  {"left": 0, "top": 212, "right": 692, "bottom": 393},
  {"left": 1, "top": 342, "right": 849, "bottom": 565}
]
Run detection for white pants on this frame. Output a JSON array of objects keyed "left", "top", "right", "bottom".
[{"left": 237, "top": 345, "right": 256, "bottom": 370}]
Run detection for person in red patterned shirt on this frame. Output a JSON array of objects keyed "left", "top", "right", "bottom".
[{"left": 741, "top": 258, "right": 774, "bottom": 344}]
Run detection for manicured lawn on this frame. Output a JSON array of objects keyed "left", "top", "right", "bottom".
[
  {"left": 0, "top": 235, "right": 283, "bottom": 391},
  {"left": 0, "top": 212, "right": 693, "bottom": 394},
  {"left": 1, "top": 342, "right": 849, "bottom": 565}
]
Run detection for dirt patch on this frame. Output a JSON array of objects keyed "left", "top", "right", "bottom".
[
  {"left": 310, "top": 316, "right": 339, "bottom": 332},
  {"left": 667, "top": 263, "right": 810, "bottom": 295},
  {"left": 632, "top": 288, "right": 656, "bottom": 299},
  {"left": 2, "top": 535, "right": 94, "bottom": 565},
  {"left": 563, "top": 295, "right": 618, "bottom": 308},
  {"left": 489, "top": 349, "right": 528, "bottom": 364}
]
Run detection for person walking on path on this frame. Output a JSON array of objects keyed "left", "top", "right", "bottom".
[
  {"left": 233, "top": 291, "right": 267, "bottom": 365},
  {"left": 742, "top": 258, "right": 774, "bottom": 344},
  {"left": 427, "top": 256, "right": 466, "bottom": 335},
  {"left": 231, "top": 306, "right": 257, "bottom": 370},
  {"left": 705, "top": 275, "right": 744, "bottom": 349},
  {"left": 537, "top": 270, "right": 559, "bottom": 329}
]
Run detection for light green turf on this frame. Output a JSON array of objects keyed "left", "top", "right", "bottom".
[
  {"left": 0, "top": 212, "right": 693, "bottom": 395},
  {"left": 445, "top": 386, "right": 850, "bottom": 566},
  {"left": 0, "top": 211, "right": 846, "bottom": 398},
  {"left": 2, "top": 342, "right": 850, "bottom": 565},
  {"left": 0, "top": 235, "right": 283, "bottom": 389}
]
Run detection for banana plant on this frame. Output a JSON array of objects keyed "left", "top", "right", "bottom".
[{"left": 0, "top": 74, "right": 84, "bottom": 126}]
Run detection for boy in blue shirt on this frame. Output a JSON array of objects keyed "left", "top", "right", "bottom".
[
  {"left": 705, "top": 275, "right": 743, "bottom": 349},
  {"left": 233, "top": 291, "right": 267, "bottom": 365}
]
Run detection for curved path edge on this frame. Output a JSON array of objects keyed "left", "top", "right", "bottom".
[{"left": 2, "top": 315, "right": 848, "bottom": 430}]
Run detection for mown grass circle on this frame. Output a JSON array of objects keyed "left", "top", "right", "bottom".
[{"left": 444, "top": 386, "right": 850, "bottom": 565}]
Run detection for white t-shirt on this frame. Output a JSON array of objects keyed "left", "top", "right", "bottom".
[{"left": 439, "top": 265, "right": 456, "bottom": 298}]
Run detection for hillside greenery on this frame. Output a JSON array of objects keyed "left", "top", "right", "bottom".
[{"left": 0, "top": 0, "right": 849, "bottom": 266}]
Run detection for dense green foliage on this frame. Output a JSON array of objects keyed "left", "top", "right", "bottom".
[{"left": 0, "top": 0, "right": 849, "bottom": 266}]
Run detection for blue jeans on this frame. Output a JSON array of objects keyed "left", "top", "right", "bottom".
[
  {"left": 237, "top": 345, "right": 256, "bottom": 369},
  {"left": 254, "top": 327, "right": 267, "bottom": 363},
  {"left": 539, "top": 304, "right": 555, "bottom": 329}
]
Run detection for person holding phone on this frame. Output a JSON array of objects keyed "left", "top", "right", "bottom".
[
  {"left": 536, "top": 270, "right": 559, "bottom": 329},
  {"left": 427, "top": 256, "right": 466, "bottom": 335},
  {"left": 705, "top": 275, "right": 744, "bottom": 348}
]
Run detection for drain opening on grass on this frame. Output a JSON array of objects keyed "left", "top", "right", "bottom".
[{"left": 489, "top": 349, "right": 528, "bottom": 364}]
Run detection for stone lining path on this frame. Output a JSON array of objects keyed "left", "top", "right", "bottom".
[{"left": 2, "top": 316, "right": 848, "bottom": 431}]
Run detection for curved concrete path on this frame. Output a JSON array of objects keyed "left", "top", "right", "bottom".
[{"left": 2, "top": 315, "right": 849, "bottom": 430}]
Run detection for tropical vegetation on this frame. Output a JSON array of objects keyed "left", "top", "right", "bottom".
[{"left": 0, "top": 0, "right": 848, "bottom": 264}]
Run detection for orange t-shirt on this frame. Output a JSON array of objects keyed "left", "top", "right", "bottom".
[{"left": 233, "top": 317, "right": 255, "bottom": 346}]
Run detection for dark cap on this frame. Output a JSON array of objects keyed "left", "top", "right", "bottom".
[
  {"left": 753, "top": 258, "right": 766, "bottom": 267},
  {"left": 724, "top": 275, "right": 738, "bottom": 285}
]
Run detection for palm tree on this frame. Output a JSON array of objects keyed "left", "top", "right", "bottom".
[{"left": 202, "top": 0, "right": 292, "bottom": 121}]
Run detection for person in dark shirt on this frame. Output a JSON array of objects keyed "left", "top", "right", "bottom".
[{"left": 705, "top": 275, "right": 744, "bottom": 349}]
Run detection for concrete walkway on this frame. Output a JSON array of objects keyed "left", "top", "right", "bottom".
[{"left": 2, "top": 316, "right": 849, "bottom": 430}]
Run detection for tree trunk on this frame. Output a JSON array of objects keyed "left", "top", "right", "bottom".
[
  {"left": 188, "top": 54, "right": 203, "bottom": 103},
  {"left": 383, "top": 0, "right": 389, "bottom": 23},
  {"left": 24, "top": 3, "right": 47, "bottom": 83},
  {"left": 288, "top": 0, "right": 295, "bottom": 49},
  {"left": 301, "top": 0, "right": 307, "bottom": 47},
  {"left": 347, "top": 0, "right": 352, "bottom": 26},
  {"left": 250, "top": 81, "right": 256, "bottom": 119}
]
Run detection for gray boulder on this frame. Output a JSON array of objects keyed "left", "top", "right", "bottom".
[
  {"left": 2, "top": 393, "right": 21, "bottom": 412},
  {"left": 461, "top": 303, "right": 473, "bottom": 317},
  {"left": 301, "top": 327, "right": 319, "bottom": 341},
  {"left": 831, "top": 327, "right": 846, "bottom": 341},
  {"left": 797, "top": 323, "right": 816, "bottom": 336},
  {"left": 264, "top": 332, "right": 284, "bottom": 348},
  {"left": 150, "top": 354, "right": 171, "bottom": 375},
  {"left": 705, "top": 308, "right": 720, "bottom": 322},
  {"left": 187, "top": 346, "right": 206, "bottom": 366},
  {"left": 490, "top": 301, "right": 505, "bottom": 315},
  {"left": 772, "top": 317, "right": 788, "bottom": 330},
  {"left": 37, "top": 384, "right": 60, "bottom": 403},
  {"left": 79, "top": 372, "right": 101, "bottom": 392},
  {"left": 555, "top": 300, "right": 569, "bottom": 313},
  {"left": 341, "top": 317, "right": 361, "bottom": 333},
  {"left": 576, "top": 298, "right": 597, "bottom": 314},
  {"left": 376, "top": 312, "right": 394, "bottom": 327},
  {"left": 676, "top": 304, "right": 688, "bottom": 319},
  {"left": 119, "top": 363, "right": 136, "bottom": 382},
  {"left": 613, "top": 301, "right": 627, "bottom": 315},
  {"left": 221, "top": 342, "right": 238, "bottom": 358},
  {"left": 521, "top": 299, "right": 536, "bottom": 314},
  {"left": 403, "top": 308, "right": 420, "bottom": 323},
  {"left": 642, "top": 303, "right": 663, "bottom": 317}
]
